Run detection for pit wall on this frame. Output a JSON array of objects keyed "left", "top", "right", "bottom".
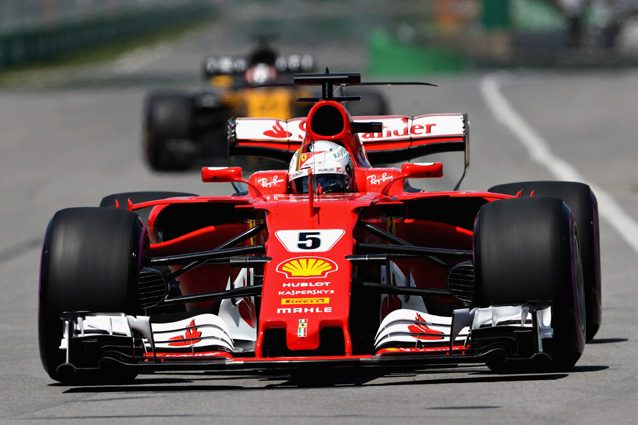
[{"left": 0, "top": 3, "right": 214, "bottom": 69}]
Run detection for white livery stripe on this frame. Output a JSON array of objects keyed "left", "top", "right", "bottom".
[{"left": 481, "top": 74, "right": 638, "bottom": 254}]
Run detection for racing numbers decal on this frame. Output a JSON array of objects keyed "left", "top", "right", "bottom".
[
  {"left": 275, "top": 229, "right": 345, "bottom": 253},
  {"left": 297, "top": 232, "right": 321, "bottom": 250}
]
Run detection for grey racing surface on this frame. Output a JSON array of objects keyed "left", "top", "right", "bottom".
[{"left": 2, "top": 8, "right": 638, "bottom": 425}]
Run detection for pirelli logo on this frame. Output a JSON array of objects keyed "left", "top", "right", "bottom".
[{"left": 281, "top": 297, "right": 330, "bottom": 305}]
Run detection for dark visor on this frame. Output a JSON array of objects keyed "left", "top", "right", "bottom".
[{"left": 293, "top": 174, "right": 349, "bottom": 193}]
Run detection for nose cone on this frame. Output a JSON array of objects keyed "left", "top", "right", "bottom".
[{"left": 256, "top": 199, "right": 360, "bottom": 356}]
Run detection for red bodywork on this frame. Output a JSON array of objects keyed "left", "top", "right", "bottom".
[{"left": 132, "top": 100, "right": 512, "bottom": 362}]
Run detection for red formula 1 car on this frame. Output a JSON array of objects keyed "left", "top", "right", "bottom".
[{"left": 39, "top": 73, "right": 601, "bottom": 384}]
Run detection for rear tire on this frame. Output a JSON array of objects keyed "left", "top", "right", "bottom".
[
  {"left": 489, "top": 181, "right": 600, "bottom": 341},
  {"left": 474, "top": 197, "right": 586, "bottom": 372},
  {"left": 144, "top": 93, "right": 195, "bottom": 171},
  {"left": 39, "top": 208, "right": 146, "bottom": 383}
]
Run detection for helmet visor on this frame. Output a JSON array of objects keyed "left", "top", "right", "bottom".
[{"left": 293, "top": 174, "right": 349, "bottom": 194}]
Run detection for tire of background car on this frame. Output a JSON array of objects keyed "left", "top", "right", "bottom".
[
  {"left": 144, "top": 93, "right": 195, "bottom": 171},
  {"left": 201, "top": 125, "right": 231, "bottom": 166},
  {"left": 100, "top": 191, "right": 197, "bottom": 226},
  {"left": 344, "top": 89, "right": 389, "bottom": 116},
  {"left": 473, "top": 197, "right": 586, "bottom": 372},
  {"left": 39, "top": 207, "right": 145, "bottom": 384},
  {"left": 488, "top": 181, "right": 601, "bottom": 342}
]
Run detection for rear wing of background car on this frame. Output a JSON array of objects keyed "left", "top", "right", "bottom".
[
  {"left": 203, "top": 54, "right": 315, "bottom": 79},
  {"left": 228, "top": 113, "right": 469, "bottom": 167}
]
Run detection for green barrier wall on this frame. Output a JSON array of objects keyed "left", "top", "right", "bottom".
[
  {"left": 368, "top": 30, "right": 468, "bottom": 77},
  {"left": 0, "top": 5, "right": 213, "bottom": 69},
  {"left": 482, "top": 0, "right": 511, "bottom": 30}
]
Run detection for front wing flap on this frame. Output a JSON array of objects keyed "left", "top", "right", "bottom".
[{"left": 56, "top": 305, "right": 553, "bottom": 376}]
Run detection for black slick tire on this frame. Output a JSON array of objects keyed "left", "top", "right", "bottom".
[
  {"left": 489, "top": 181, "right": 601, "bottom": 341},
  {"left": 39, "top": 207, "right": 146, "bottom": 384},
  {"left": 144, "top": 93, "right": 194, "bottom": 171},
  {"left": 474, "top": 197, "right": 586, "bottom": 372}
]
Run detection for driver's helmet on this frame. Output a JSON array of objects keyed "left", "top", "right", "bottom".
[
  {"left": 288, "top": 140, "right": 354, "bottom": 193},
  {"left": 244, "top": 63, "right": 277, "bottom": 85}
]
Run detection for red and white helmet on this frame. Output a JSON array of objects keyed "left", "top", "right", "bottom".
[{"left": 288, "top": 140, "right": 354, "bottom": 193}]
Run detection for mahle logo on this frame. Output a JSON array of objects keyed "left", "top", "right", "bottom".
[{"left": 276, "top": 257, "right": 338, "bottom": 279}]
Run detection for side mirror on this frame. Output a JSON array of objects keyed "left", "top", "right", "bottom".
[
  {"left": 201, "top": 166, "right": 243, "bottom": 183},
  {"left": 401, "top": 162, "right": 443, "bottom": 178}
]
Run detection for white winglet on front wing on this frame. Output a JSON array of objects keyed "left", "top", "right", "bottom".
[
  {"left": 217, "top": 268, "right": 257, "bottom": 352},
  {"left": 60, "top": 268, "right": 261, "bottom": 355},
  {"left": 374, "top": 306, "right": 552, "bottom": 351},
  {"left": 62, "top": 313, "right": 235, "bottom": 353},
  {"left": 150, "top": 314, "right": 233, "bottom": 351},
  {"left": 375, "top": 309, "right": 470, "bottom": 349}
]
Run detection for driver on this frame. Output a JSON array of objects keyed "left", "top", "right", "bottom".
[
  {"left": 288, "top": 140, "right": 354, "bottom": 193},
  {"left": 244, "top": 63, "right": 277, "bottom": 86}
]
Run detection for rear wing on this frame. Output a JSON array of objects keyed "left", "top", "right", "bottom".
[
  {"left": 228, "top": 113, "right": 469, "bottom": 166},
  {"left": 203, "top": 54, "right": 315, "bottom": 78}
]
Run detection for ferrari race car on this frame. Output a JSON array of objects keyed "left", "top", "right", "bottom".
[
  {"left": 40, "top": 73, "right": 601, "bottom": 384},
  {"left": 143, "top": 40, "right": 389, "bottom": 171}
]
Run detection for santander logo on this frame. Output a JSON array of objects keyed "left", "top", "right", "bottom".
[
  {"left": 168, "top": 320, "right": 202, "bottom": 347},
  {"left": 361, "top": 117, "right": 437, "bottom": 140},
  {"left": 263, "top": 121, "right": 292, "bottom": 138},
  {"left": 408, "top": 313, "right": 444, "bottom": 341}
]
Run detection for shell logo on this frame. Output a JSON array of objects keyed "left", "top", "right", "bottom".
[{"left": 276, "top": 257, "right": 338, "bottom": 279}]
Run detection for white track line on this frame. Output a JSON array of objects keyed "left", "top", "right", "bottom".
[{"left": 481, "top": 73, "right": 638, "bottom": 254}]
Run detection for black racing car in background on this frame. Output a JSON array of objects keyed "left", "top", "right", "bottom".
[{"left": 143, "top": 39, "right": 389, "bottom": 170}]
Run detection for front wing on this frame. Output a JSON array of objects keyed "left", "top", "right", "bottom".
[{"left": 55, "top": 305, "right": 553, "bottom": 378}]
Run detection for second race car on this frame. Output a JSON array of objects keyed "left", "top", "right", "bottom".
[{"left": 143, "top": 39, "right": 389, "bottom": 171}]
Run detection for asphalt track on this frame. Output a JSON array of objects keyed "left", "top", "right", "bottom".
[{"left": 2, "top": 13, "right": 638, "bottom": 425}]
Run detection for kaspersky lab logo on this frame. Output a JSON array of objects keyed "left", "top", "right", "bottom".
[{"left": 276, "top": 257, "right": 338, "bottom": 279}]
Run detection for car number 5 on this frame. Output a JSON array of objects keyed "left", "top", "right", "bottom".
[
  {"left": 297, "top": 232, "right": 321, "bottom": 250},
  {"left": 275, "top": 229, "right": 345, "bottom": 252}
]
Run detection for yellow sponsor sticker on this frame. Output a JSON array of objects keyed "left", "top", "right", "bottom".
[
  {"left": 276, "top": 257, "right": 337, "bottom": 279},
  {"left": 281, "top": 297, "right": 330, "bottom": 305}
]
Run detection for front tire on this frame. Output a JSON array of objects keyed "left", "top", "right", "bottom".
[
  {"left": 39, "top": 208, "right": 146, "bottom": 383},
  {"left": 489, "top": 181, "right": 601, "bottom": 341},
  {"left": 474, "top": 197, "right": 586, "bottom": 372}
]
